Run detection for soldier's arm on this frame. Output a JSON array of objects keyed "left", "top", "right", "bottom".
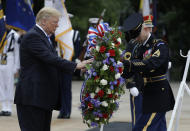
[
  {"left": 123, "top": 42, "right": 169, "bottom": 73},
  {"left": 122, "top": 42, "right": 139, "bottom": 89}
]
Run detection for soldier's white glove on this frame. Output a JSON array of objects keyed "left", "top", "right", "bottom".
[
  {"left": 129, "top": 87, "right": 139, "bottom": 97},
  {"left": 75, "top": 58, "right": 81, "bottom": 64},
  {"left": 168, "top": 61, "right": 172, "bottom": 69}
]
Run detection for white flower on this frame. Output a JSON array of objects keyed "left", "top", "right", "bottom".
[
  {"left": 96, "top": 46, "right": 100, "bottom": 52},
  {"left": 100, "top": 79, "right": 107, "bottom": 85},
  {"left": 107, "top": 89, "right": 112, "bottom": 94},
  {"left": 111, "top": 43, "right": 115, "bottom": 48},
  {"left": 110, "top": 99, "right": 115, "bottom": 103},
  {"left": 87, "top": 120, "right": 91, "bottom": 124},
  {"left": 115, "top": 73, "right": 121, "bottom": 79},
  {"left": 88, "top": 70, "right": 91, "bottom": 74},
  {"left": 101, "top": 101, "right": 108, "bottom": 107},
  {"left": 95, "top": 117, "right": 99, "bottom": 121},
  {"left": 95, "top": 87, "right": 100, "bottom": 93},
  {"left": 96, "top": 61, "right": 102, "bottom": 67},
  {"left": 90, "top": 93, "right": 95, "bottom": 98},
  {"left": 102, "top": 64, "right": 108, "bottom": 70},
  {"left": 119, "top": 49, "right": 122, "bottom": 55},
  {"left": 117, "top": 37, "right": 121, "bottom": 43},
  {"left": 117, "top": 61, "right": 122, "bottom": 65}
]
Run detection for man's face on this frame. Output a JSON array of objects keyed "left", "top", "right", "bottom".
[{"left": 44, "top": 16, "right": 59, "bottom": 35}]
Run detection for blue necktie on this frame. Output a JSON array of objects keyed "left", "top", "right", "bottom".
[{"left": 47, "top": 36, "right": 52, "bottom": 45}]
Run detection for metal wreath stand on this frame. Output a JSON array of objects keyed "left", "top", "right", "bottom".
[{"left": 168, "top": 50, "right": 190, "bottom": 131}]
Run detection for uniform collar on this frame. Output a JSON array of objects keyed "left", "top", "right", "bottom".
[{"left": 143, "top": 33, "right": 151, "bottom": 46}]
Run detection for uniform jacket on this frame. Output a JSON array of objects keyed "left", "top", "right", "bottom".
[
  {"left": 123, "top": 40, "right": 144, "bottom": 91},
  {"left": 14, "top": 25, "right": 77, "bottom": 110},
  {"left": 123, "top": 34, "right": 175, "bottom": 113}
]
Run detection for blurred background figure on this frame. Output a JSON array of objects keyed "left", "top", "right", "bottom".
[
  {"left": 78, "top": 17, "right": 103, "bottom": 61},
  {"left": 0, "top": 26, "right": 21, "bottom": 116},
  {"left": 57, "top": 13, "right": 81, "bottom": 119}
]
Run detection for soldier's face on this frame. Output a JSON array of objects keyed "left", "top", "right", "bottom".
[{"left": 135, "top": 26, "right": 149, "bottom": 43}]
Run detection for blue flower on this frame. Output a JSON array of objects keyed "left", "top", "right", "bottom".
[
  {"left": 106, "top": 53, "right": 110, "bottom": 57},
  {"left": 113, "top": 80, "right": 117, "bottom": 85},
  {"left": 110, "top": 58, "right": 115, "bottom": 62},
  {"left": 110, "top": 85, "right": 114, "bottom": 90},
  {"left": 91, "top": 122, "right": 98, "bottom": 127},
  {"left": 93, "top": 72, "right": 97, "bottom": 76}
]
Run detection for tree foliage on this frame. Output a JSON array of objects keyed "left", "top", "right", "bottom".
[{"left": 65, "top": 0, "right": 133, "bottom": 42}]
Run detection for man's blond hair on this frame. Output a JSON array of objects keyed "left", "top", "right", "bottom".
[{"left": 36, "top": 7, "right": 61, "bottom": 24}]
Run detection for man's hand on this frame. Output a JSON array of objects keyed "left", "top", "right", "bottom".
[
  {"left": 129, "top": 87, "right": 139, "bottom": 97},
  {"left": 76, "top": 58, "right": 93, "bottom": 69}
]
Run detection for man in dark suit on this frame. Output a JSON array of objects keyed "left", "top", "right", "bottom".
[
  {"left": 122, "top": 13, "right": 175, "bottom": 131},
  {"left": 14, "top": 7, "right": 92, "bottom": 131}
]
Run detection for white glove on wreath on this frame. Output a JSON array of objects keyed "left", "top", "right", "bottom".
[{"left": 129, "top": 87, "right": 139, "bottom": 97}]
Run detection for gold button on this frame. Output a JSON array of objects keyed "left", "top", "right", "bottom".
[{"left": 162, "top": 88, "right": 165, "bottom": 91}]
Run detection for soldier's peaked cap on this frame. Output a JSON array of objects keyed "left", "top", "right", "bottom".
[
  {"left": 123, "top": 13, "right": 143, "bottom": 39},
  {"left": 123, "top": 13, "right": 143, "bottom": 32}
]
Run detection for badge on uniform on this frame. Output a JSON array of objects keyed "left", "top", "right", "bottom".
[
  {"left": 124, "top": 52, "right": 131, "bottom": 60},
  {"left": 0, "top": 53, "right": 7, "bottom": 65},
  {"left": 152, "top": 49, "right": 160, "bottom": 57},
  {"left": 143, "top": 49, "right": 152, "bottom": 60}
]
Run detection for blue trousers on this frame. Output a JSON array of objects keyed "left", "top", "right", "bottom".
[
  {"left": 133, "top": 112, "right": 166, "bottom": 131},
  {"left": 130, "top": 93, "right": 167, "bottom": 131},
  {"left": 130, "top": 93, "right": 143, "bottom": 129},
  {"left": 59, "top": 74, "right": 72, "bottom": 116}
]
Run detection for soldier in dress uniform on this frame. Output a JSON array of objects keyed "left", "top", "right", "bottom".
[
  {"left": 0, "top": 28, "right": 20, "bottom": 116},
  {"left": 122, "top": 13, "right": 175, "bottom": 131},
  {"left": 122, "top": 13, "right": 144, "bottom": 129}
]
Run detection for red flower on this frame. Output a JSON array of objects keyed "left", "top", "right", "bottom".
[
  {"left": 116, "top": 80, "right": 120, "bottom": 86},
  {"left": 114, "top": 95, "right": 118, "bottom": 100},
  {"left": 88, "top": 102, "right": 93, "bottom": 108},
  {"left": 86, "top": 93, "right": 89, "bottom": 97},
  {"left": 110, "top": 66, "right": 114, "bottom": 72},
  {"left": 115, "top": 42, "right": 120, "bottom": 47},
  {"left": 94, "top": 76, "right": 99, "bottom": 80},
  {"left": 103, "top": 113, "right": 108, "bottom": 118},
  {"left": 109, "top": 49, "right": 115, "bottom": 57},
  {"left": 118, "top": 31, "right": 122, "bottom": 37},
  {"left": 113, "top": 37, "right": 117, "bottom": 42},
  {"left": 94, "top": 95, "right": 98, "bottom": 99},
  {"left": 111, "top": 31, "right": 114, "bottom": 34},
  {"left": 118, "top": 67, "right": 123, "bottom": 73},
  {"left": 100, "top": 46, "right": 106, "bottom": 53},
  {"left": 98, "top": 90, "right": 104, "bottom": 97},
  {"left": 108, "top": 94, "right": 113, "bottom": 98}
]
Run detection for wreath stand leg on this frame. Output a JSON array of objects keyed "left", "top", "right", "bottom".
[{"left": 100, "top": 124, "right": 104, "bottom": 131}]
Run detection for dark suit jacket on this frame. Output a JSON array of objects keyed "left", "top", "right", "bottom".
[{"left": 14, "top": 25, "right": 77, "bottom": 111}]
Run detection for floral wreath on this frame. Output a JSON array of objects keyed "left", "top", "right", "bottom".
[{"left": 80, "top": 22, "right": 125, "bottom": 128}]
